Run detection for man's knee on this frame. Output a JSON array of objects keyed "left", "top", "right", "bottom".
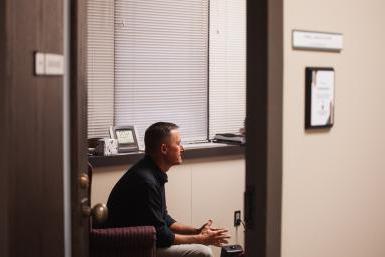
[{"left": 193, "top": 244, "right": 213, "bottom": 257}]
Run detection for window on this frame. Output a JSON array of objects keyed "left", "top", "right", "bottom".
[{"left": 87, "top": 0, "right": 245, "bottom": 148}]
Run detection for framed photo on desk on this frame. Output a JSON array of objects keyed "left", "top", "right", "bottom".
[
  {"left": 109, "top": 125, "right": 139, "bottom": 153},
  {"left": 305, "top": 67, "right": 335, "bottom": 129}
]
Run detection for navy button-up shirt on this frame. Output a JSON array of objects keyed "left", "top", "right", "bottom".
[{"left": 106, "top": 155, "right": 176, "bottom": 247}]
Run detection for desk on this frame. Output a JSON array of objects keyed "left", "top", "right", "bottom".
[{"left": 89, "top": 143, "right": 244, "bottom": 168}]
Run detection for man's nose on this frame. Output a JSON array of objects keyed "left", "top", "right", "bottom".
[{"left": 180, "top": 145, "right": 184, "bottom": 152}]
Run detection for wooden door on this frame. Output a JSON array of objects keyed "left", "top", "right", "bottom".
[{"left": 0, "top": 0, "right": 65, "bottom": 256}]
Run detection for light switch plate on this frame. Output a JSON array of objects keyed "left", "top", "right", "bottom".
[
  {"left": 45, "top": 53, "right": 64, "bottom": 75},
  {"left": 34, "top": 52, "right": 45, "bottom": 75}
]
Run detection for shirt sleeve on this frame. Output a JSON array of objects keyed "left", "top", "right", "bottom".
[
  {"left": 143, "top": 182, "right": 175, "bottom": 248},
  {"left": 164, "top": 211, "right": 176, "bottom": 227}
]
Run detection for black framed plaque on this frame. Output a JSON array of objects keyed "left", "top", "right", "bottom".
[{"left": 305, "top": 67, "right": 335, "bottom": 129}]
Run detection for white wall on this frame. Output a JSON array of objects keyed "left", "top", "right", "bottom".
[
  {"left": 282, "top": 0, "right": 385, "bottom": 257},
  {"left": 92, "top": 156, "right": 245, "bottom": 257}
]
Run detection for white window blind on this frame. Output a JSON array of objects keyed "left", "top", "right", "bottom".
[
  {"left": 209, "top": 0, "right": 246, "bottom": 138},
  {"left": 87, "top": 0, "right": 246, "bottom": 144},
  {"left": 87, "top": 0, "right": 115, "bottom": 138},
  {"left": 114, "top": 0, "right": 209, "bottom": 148}
]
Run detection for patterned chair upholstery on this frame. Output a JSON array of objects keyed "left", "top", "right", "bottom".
[{"left": 90, "top": 226, "right": 156, "bottom": 257}]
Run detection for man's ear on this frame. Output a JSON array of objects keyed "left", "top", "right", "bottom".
[{"left": 160, "top": 143, "right": 168, "bottom": 154}]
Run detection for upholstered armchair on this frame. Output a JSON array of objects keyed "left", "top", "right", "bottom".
[
  {"left": 90, "top": 226, "right": 156, "bottom": 257},
  {"left": 88, "top": 163, "right": 156, "bottom": 257}
]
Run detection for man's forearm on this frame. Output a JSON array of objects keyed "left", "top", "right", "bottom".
[
  {"left": 173, "top": 234, "right": 202, "bottom": 245},
  {"left": 169, "top": 222, "right": 199, "bottom": 235},
  {"left": 172, "top": 225, "right": 230, "bottom": 247}
]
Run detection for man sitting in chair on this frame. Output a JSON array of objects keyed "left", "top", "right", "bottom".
[{"left": 106, "top": 122, "right": 230, "bottom": 257}]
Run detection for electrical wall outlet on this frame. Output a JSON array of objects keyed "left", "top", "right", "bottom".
[{"left": 234, "top": 210, "right": 241, "bottom": 227}]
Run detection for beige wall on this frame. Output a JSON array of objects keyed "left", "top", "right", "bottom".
[
  {"left": 283, "top": 0, "right": 385, "bottom": 257},
  {"left": 92, "top": 156, "right": 245, "bottom": 257}
]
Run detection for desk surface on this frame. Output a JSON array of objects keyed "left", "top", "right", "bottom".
[{"left": 89, "top": 143, "right": 244, "bottom": 167}]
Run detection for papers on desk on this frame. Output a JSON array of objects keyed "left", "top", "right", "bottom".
[
  {"left": 214, "top": 133, "right": 245, "bottom": 144},
  {"left": 182, "top": 142, "right": 228, "bottom": 150}
]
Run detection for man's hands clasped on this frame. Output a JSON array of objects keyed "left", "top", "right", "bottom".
[{"left": 197, "top": 220, "right": 230, "bottom": 247}]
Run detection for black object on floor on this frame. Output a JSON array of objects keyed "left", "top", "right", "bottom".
[{"left": 220, "top": 245, "right": 243, "bottom": 257}]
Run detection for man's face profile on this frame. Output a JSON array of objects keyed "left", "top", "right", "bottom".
[{"left": 162, "top": 129, "right": 184, "bottom": 166}]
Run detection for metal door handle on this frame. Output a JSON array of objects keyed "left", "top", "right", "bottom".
[
  {"left": 81, "top": 198, "right": 108, "bottom": 224},
  {"left": 79, "top": 173, "right": 89, "bottom": 189}
]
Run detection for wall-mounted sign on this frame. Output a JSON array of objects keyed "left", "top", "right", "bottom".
[
  {"left": 293, "top": 30, "right": 343, "bottom": 51},
  {"left": 34, "top": 52, "right": 64, "bottom": 76},
  {"left": 305, "top": 67, "right": 335, "bottom": 129}
]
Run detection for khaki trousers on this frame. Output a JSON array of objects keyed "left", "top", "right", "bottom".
[{"left": 156, "top": 244, "right": 213, "bottom": 257}]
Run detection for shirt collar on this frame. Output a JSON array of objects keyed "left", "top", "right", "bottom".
[{"left": 144, "top": 154, "right": 168, "bottom": 184}]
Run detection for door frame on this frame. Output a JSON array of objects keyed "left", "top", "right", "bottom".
[
  {"left": 69, "top": 0, "right": 284, "bottom": 256},
  {"left": 245, "top": 0, "right": 283, "bottom": 257},
  {"left": 0, "top": 1, "right": 9, "bottom": 255},
  {"left": 70, "top": 0, "right": 88, "bottom": 256}
]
